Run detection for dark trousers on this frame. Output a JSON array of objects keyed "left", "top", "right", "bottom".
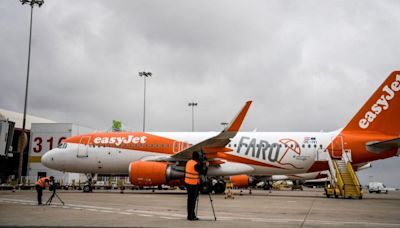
[
  {"left": 186, "top": 184, "right": 199, "bottom": 220},
  {"left": 35, "top": 185, "right": 43, "bottom": 205}
]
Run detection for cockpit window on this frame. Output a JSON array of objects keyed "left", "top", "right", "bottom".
[{"left": 57, "top": 143, "right": 68, "bottom": 149}]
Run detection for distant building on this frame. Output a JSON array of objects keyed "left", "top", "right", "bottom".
[{"left": 0, "top": 108, "right": 92, "bottom": 185}]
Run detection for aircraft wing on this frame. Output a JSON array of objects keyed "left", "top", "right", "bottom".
[
  {"left": 171, "top": 101, "right": 252, "bottom": 161},
  {"left": 366, "top": 137, "right": 400, "bottom": 153}
]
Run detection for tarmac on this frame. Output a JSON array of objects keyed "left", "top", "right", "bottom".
[{"left": 1, "top": 188, "right": 400, "bottom": 227}]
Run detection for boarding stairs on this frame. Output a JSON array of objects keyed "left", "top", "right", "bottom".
[{"left": 325, "top": 151, "right": 363, "bottom": 199}]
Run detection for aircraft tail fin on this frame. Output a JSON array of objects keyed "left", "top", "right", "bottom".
[{"left": 342, "top": 71, "right": 400, "bottom": 136}]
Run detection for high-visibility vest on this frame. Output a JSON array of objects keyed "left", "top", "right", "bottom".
[
  {"left": 185, "top": 160, "right": 200, "bottom": 185},
  {"left": 35, "top": 177, "right": 49, "bottom": 188}
]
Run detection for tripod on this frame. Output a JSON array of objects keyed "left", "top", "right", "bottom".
[
  {"left": 195, "top": 180, "right": 217, "bottom": 221},
  {"left": 46, "top": 189, "right": 65, "bottom": 206}
]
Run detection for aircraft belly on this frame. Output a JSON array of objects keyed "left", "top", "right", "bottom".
[
  {"left": 64, "top": 148, "right": 148, "bottom": 174},
  {"left": 250, "top": 165, "right": 309, "bottom": 175},
  {"left": 208, "top": 162, "right": 254, "bottom": 176}
]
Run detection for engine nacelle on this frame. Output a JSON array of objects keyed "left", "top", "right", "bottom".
[
  {"left": 230, "top": 174, "right": 252, "bottom": 187},
  {"left": 129, "top": 161, "right": 184, "bottom": 186}
]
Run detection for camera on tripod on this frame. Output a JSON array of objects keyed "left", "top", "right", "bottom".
[
  {"left": 46, "top": 177, "right": 65, "bottom": 206},
  {"left": 49, "top": 181, "right": 59, "bottom": 192}
]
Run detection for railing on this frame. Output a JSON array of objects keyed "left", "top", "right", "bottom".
[
  {"left": 326, "top": 151, "right": 337, "bottom": 186},
  {"left": 333, "top": 160, "right": 345, "bottom": 195},
  {"left": 346, "top": 162, "right": 362, "bottom": 196}
]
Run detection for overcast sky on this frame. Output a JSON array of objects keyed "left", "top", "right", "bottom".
[{"left": 1, "top": 0, "right": 399, "bottom": 187}]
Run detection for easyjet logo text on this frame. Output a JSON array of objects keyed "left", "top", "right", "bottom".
[
  {"left": 359, "top": 74, "right": 400, "bottom": 129},
  {"left": 93, "top": 135, "right": 147, "bottom": 146}
]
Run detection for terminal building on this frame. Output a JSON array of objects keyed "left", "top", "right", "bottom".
[{"left": 0, "top": 108, "right": 92, "bottom": 185}]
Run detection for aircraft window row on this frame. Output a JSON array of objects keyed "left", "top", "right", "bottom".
[
  {"left": 88, "top": 143, "right": 171, "bottom": 149},
  {"left": 227, "top": 143, "right": 325, "bottom": 149}
]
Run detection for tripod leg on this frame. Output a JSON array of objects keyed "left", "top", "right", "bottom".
[
  {"left": 208, "top": 193, "right": 217, "bottom": 221},
  {"left": 46, "top": 194, "right": 53, "bottom": 205},
  {"left": 55, "top": 193, "right": 65, "bottom": 205}
]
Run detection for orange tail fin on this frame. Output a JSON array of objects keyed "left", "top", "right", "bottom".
[{"left": 343, "top": 71, "right": 400, "bottom": 135}]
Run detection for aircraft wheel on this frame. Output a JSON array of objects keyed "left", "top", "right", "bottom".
[
  {"left": 213, "top": 181, "right": 226, "bottom": 194},
  {"left": 83, "top": 185, "right": 92, "bottom": 193}
]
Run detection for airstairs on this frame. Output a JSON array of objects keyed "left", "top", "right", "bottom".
[{"left": 324, "top": 150, "right": 363, "bottom": 199}]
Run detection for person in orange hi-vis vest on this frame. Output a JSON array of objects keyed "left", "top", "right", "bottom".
[
  {"left": 35, "top": 176, "right": 54, "bottom": 205},
  {"left": 185, "top": 151, "right": 203, "bottom": 221}
]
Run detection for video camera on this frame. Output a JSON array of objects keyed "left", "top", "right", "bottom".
[
  {"left": 197, "top": 151, "right": 208, "bottom": 176},
  {"left": 48, "top": 177, "right": 58, "bottom": 192},
  {"left": 49, "top": 182, "right": 59, "bottom": 192}
]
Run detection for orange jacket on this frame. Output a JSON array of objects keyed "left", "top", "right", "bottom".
[
  {"left": 35, "top": 177, "right": 50, "bottom": 188},
  {"left": 185, "top": 160, "right": 200, "bottom": 185}
]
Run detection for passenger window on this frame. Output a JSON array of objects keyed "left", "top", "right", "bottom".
[
  {"left": 314, "top": 144, "right": 317, "bottom": 148},
  {"left": 302, "top": 144, "right": 305, "bottom": 148},
  {"left": 319, "top": 145, "right": 323, "bottom": 149},
  {"left": 308, "top": 144, "right": 311, "bottom": 148}
]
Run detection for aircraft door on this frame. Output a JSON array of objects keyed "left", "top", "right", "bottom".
[
  {"left": 172, "top": 141, "right": 189, "bottom": 154},
  {"left": 173, "top": 141, "right": 181, "bottom": 154},
  {"left": 330, "top": 135, "right": 344, "bottom": 159},
  {"left": 77, "top": 136, "right": 91, "bottom": 157}
]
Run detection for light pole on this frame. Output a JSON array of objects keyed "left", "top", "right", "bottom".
[
  {"left": 188, "top": 102, "right": 198, "bottom": 132},
  {"left": 18, "top": 0, "right": 44, "bottom": 184},
  {"left": 138, "top": 71, "right": 152, "bottom": 132}
]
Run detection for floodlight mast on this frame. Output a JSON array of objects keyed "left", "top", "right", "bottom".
[
  {"left": 18, "top": 0, "right": 44, "bottom": 184},
  {"left": 188, "top": 102, "right": 198, "bottom": 132},
  {"left": 138, "top": 71, "right": 152, "bottom": 132}
]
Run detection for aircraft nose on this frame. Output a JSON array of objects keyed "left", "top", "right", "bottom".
[{"left": 41, "top": 150, "right": 54, "bottom": 168}]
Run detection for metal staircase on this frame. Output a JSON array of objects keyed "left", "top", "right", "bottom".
[{"left": 325, "top": 151, "right": 363, "bottom": 199}]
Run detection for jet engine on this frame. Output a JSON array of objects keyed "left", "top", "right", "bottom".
[
  {"left": 129, "top": 161, "right": 185, "bottom": 186},
  {"left": 230, "top": 174, "right": 252, "bottom": 187}
]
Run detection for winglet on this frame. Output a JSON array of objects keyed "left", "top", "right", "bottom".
[{"left": 225, "top": 101, "right": 252, "bottom": 132}]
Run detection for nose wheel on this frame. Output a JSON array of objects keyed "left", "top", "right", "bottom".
[{"left": 83, "top": 173, "right": 94, "bottom": 193}]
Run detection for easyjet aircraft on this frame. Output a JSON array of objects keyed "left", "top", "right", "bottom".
[{"left": 42, "top": 71, "right": 400, "bottom": 193}]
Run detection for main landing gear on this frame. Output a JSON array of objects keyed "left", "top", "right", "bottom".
[{"left": 200, "top": 178, "right": 226, "bottom": 194}]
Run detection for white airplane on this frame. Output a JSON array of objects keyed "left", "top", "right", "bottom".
[{"left": 42, "top": 71, "right": 400, "bottom": 193}]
